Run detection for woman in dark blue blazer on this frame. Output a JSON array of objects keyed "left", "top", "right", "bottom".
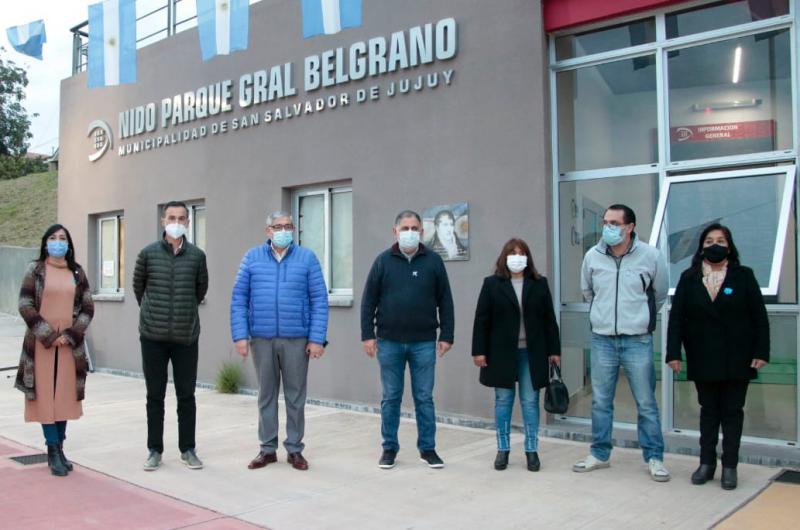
[
  {"left": 666, "top": 223, "right": 769, "bottom": 490},
  {"left": 472, "top": 238, "right": 561, "bottom": 472}
]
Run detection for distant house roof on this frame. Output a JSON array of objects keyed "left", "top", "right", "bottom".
[
  {"left": 25, "top": 151, "right": 49, "bottom": 159},
  {"left": 45, "top": 149, "right": 59, "bottom": 163}
]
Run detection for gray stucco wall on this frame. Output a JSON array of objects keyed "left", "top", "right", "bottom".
[
  {"left": 0, "top": 246, "right": 38, "bottom": 315},
  {"left": 58, "top": 0, "right": 551, "bottom": 423}
]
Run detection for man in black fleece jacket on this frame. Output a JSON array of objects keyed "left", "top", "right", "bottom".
[{"left": 361, "top": 210, "right": 454, "bottom": 470}]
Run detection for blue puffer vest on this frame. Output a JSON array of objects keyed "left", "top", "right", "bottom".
[{"left": 230, "top": 242, "right": 328, "bottom": 344}]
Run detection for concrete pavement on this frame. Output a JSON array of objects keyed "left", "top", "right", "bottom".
[{"left": 0, "top": 313, "right": 785, "bottom": 529}]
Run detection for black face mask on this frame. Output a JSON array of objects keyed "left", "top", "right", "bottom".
[{"left": 703, "top": 244, "right": 729, "bottom": 264}]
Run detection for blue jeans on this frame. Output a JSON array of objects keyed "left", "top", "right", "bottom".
[
  {"left": 42, "top": 421, "right": 67, "bottom": 446},
  {"left": 495, "top": 348, "right": 540, "bottom": 452},
  {"left": 377, "top": 339, "right": 437, "bottom": 452},
  {"left": 590, "top": 333, "right": 664, "bottom": 463}
]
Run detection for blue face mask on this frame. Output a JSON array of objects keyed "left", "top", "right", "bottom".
[
  {"left": 397, "top": 230, "right": 420, "bottom": 250},
  {"left": 602, "top": 224, "right": 625, "bottom": 247},
  {"left": 272, "top": 230, "right": 293, "bottom": 249},
  {"left": 47, "top": 240, "right": 69, "bottom": 258}
]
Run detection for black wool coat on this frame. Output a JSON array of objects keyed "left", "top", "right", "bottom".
[
  {"left": 666, "top": 264, "right": 769, "bottom": 382},
  {"left": 471, "top": 274, "right": 561, "bottom": 390}
]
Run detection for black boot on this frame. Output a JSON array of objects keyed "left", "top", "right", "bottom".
[
  {"left": 721, "top": 467, "right": 737, "bottom": 490},
  {"left": 691, "top": 464, "right": 716, "bottom": 485},
  {"left": 58, "top": 442, "right": 73, "bottom": 472},
  {"left": 526, "top": 451, "right": 541, "bottom": 472},
  {"left": 47, "top": 445, "right": 68, "bottom": 477},
  {"left": 494, "top": 451, "right": 509, "bottom": 470}
]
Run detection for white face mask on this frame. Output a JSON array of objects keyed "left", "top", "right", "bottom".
[
  {"left": 165, "top": 223, "right": 187, "bottom": 239},
  {"left": 506, "top": 254, "right": 527, "bottom": 273},
  {"left": 397, "top": 230, "right": 420, "bottom": 250}
]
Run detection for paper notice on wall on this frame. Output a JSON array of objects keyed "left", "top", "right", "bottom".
[{"left": 102, "top": 261, "right": 115, "bottom": 277}]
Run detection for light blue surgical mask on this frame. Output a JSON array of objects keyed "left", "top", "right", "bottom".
[
  {"left": 272, "top": 230, "right": 293, "bottom": 249},
  {"left": 602, "top": 224, "right": 625, "bottom": 247},
  {"left": 47, "top": 240, "right": 69, "bottom": 258},
  {"left": 398, "top": 230, "right": 420, "bottom": 250}
]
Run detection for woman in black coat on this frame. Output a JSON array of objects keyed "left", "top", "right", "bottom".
[
  {"left": 666, "top": 223, "right": 769, "bottom": 491},
  {"left": 472, "top": 238, "right": 561, "bottom": 472}
]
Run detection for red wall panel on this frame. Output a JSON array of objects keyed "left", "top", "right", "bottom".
[{"left": 544, "top": 0, "right": 689, "bottom": 32}]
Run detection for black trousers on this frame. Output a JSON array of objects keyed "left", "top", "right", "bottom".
[
  {"left": 694, "top": 380, "right": 749, "bottom": 468},
  {"left": 141, "top": 338, "right": 199, "bottom": 454}
]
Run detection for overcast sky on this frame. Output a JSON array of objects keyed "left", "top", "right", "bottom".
[{"left": 1, "top": 0, "right": 253, "bottom": 156}]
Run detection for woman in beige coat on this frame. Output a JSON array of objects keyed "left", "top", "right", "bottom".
[{"left": 15, "top": 224, "right": 94, "bottom": 476}]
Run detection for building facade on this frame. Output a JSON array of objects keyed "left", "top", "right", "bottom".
[{"left": 59, "top": 0, "right": 800, "bottom": 453}]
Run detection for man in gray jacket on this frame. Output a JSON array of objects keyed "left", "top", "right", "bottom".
[{"left": 573, "top": 204, "right": 670, "bottom": 482}]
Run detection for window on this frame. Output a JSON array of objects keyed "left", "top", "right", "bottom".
[
  {"left": 649, "top": 166, "right": 796, "bottom": 294},
  {"left": 97, "top": 213, "right": 125, "bottom": 293},
  {"left": 668, "top": 29, "right": 792, "bottom": 163},
  {"left": 555, "top": 18, "right": 656, "bottom": 60},
  {"left": 556, "top": 56, "right": 658, "bottom": 172},
  {"left": 666, "top": 0, "right": 789, "bottom": 39},
  {"left": 293, "top": 185, "right": 353, "bottom": 301},
  {"left": 188, "top": 204, "right": 206, "bottom": 250},
  {"left": 559, "top": 174, "right": 659, "bottom": 303}
]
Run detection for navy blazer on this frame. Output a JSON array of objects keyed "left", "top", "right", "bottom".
[{"left": 666, "top": 264, "right": 769, "bottom": 382}]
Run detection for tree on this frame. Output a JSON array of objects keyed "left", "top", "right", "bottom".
[
  {"left": 1, "top": 47, "right": 42, "bottom": 179},
  {"left": 0, "top": 47, "right": 34, "bottom": 156}
]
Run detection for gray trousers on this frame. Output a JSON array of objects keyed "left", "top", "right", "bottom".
[{"left": 250, "top": 337, "right": 309, "bottom": 454}]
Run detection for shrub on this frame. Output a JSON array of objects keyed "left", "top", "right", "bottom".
[{"left": 216, "top": 360, "right": 243, "bottom": 394}]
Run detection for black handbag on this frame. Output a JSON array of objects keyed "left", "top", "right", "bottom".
[{"left": 544, "top": 363, "right": 570, "bottom": 414}]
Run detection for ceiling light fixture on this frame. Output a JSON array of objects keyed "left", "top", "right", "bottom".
[{"left": 732, "top": 46, "right": 742, "bottom": 83}]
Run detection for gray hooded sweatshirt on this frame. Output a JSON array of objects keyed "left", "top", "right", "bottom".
[{"left": 581, "top": 234, "right": 668, "bottom": 336}]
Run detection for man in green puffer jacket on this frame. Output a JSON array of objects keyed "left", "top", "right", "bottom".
[{"left": 133, "top": 201, "right": 209, "bottom": 473}]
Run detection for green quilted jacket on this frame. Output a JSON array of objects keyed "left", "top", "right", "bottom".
[{"left": 133, "top": 238, "right": 208, "bottom": 344}]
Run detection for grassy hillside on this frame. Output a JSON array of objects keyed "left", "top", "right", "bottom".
[{"left": 0, "top": 171, "right": 58, "bottom": 247}]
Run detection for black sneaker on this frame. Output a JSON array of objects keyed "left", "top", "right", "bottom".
[
  {"left": 378, "top": 450, "right": 397, "bottom": 469},
  {"left": 419, "top": 450, "right": 444, "bottom": 469}
]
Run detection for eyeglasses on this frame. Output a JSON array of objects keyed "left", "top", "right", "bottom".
[{"left": 270, "top": 224, "right": 295, "bottom": 231}]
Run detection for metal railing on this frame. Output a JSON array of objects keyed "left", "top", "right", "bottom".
[{"left": 71, "top": 0, "right": 199, "bottom": 74}]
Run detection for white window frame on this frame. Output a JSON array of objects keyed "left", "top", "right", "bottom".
[
  {"left": 187, "top": 203, "right": 206, "bottom": 248},
  {"left": 649, "top": 165, "right": 796, "bottom": 295},
  {"left": 97, "top": 213, "right": 124, "bottom": 294},
  {"left": 292, "top": 185, "right": 353, "bottom": 304}
]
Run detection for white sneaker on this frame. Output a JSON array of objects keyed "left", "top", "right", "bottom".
[
  {"left": 572, "top": 454, "right": 610, "bottom": 473},
  {"left": 648, "top": 458, "right": 670, "bottom": 482}
]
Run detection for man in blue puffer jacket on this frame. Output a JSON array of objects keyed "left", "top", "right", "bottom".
[{"left": 230, "top": 211, "right": 328, "bottom": 471}]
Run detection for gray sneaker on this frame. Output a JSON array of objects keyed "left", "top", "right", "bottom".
[
  {"left": 143, "top": 450, "right": 162, "bottom": 471},
  {"left": 181, "top": 449, "right": 203, "bottom": 470}
]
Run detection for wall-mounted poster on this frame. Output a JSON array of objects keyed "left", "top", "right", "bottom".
[{"left": 422, "top": 202, "right": 469, "bottom": 261}]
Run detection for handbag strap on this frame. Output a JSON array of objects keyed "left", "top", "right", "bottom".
[{"left": 549, "top": 362, "right": 563, "bottom": 382}]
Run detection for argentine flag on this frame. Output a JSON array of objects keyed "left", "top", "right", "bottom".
[
  {"left": 302, "top": 0, "right": 362, "bottom": 39},
  {"left": 197, "top": 0, "right": 249, "bottom": 61},
  {"left": 88, "top": 0, "right": 137, "bottom": 88},
  {"left": 6, "top": 20, "right": 47, "bottom": 60}
]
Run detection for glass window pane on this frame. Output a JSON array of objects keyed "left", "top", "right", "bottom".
[
  {"left": 559, "top": 174, "right": 659, "bottom": 303},
  {"left": 559, "top": 311, "right": 663, "bottom": 424},
  {"left": 557, "top": 57, "right": 658, "bottom": 172},
  {"left": 193, "top": 207, "right": 206, "bottom": 251},
  {"left": 656, "top": 172, "right": 790, "bottom": 291},
  {"left": 668, "top": 30, "right": 791, "bottom": 162},
  {"left": 666, "top": 0, "right": 789, "bottom": 39},
  {"left": 118, "top": 217, "right": 125, "bottom": 291},
  {"left": 298, "top": 194, "right": 326, "bottom": 281},
  {"left": 555, "top": 18, "right": 656, "bottom": 60},
  {"left": 100, "top": 218, "right": 117, "bottom": 291},
  {"left": 331, "top": 191, "right": 353, "bottom": 290},
  {"left": 673, "top": 313, "right": 796, "bottom": 441}
]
